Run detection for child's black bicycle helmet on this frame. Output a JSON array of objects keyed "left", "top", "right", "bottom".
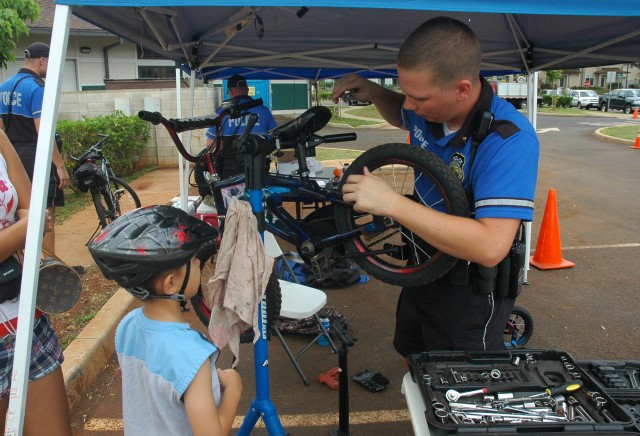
[{"left": 88, "top": 205, "right": 218, "bottom": 302}]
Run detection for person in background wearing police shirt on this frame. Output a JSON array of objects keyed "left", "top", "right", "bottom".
[
  {"left": 332, "top": 17, "right": 539, "bottom": 366},
  {"left": 194, "top": 74, "right": 277, "bottom": 198},
  {"left": 0, "top": 42, "right": 82, "bottom": 273}
]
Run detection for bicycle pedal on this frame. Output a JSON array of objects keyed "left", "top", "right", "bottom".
[{"left": 311, "top": 254, "right": 332, "bottom": 281}]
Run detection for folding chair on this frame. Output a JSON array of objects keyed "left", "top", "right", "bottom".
[{"left": 263, "top": 231, "right": 337, "bottom": 385}]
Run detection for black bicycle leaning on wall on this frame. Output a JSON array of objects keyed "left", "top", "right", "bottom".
[{"left": 70, "top": 133, "right": 142, "bottom": 231}]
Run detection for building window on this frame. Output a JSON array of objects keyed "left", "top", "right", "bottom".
[
  {"left": 137, "top": 46, "right": 167, "bottom": 60},
  {"left": 138, "top": 66, "right": 176, "bottom": 79}
]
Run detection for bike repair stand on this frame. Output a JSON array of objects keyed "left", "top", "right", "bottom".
[
  {"left": 330, "top": 318, "right": 356, "bottom": 436},
  {"left": 236, "top": 115, "right": 287, "bottom": 436}
]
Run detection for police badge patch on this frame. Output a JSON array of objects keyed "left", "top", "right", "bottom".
[{"left": 450, "top": 152, "right": 466, "bottom": 182}]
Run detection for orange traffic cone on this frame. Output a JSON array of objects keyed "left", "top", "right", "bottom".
[
  {"left": 530, "top": 189, "right": 575, "bottom": 270},
  {"left": 632, "top": 126, "right": 640, "bottom": 149},
  {"left": 633, "top": 107, "right": 639, "bottom": 119}
]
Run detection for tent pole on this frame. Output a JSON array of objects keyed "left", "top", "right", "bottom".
[
  {"left": 4, "top": 5, "right": 72, "bottom": 435},
  {"left": 176, "top": 63, "right": 188, "bottom": 211},
  {"left": 184, "top": 68, "right": 196, "bottom": 208},
  {"left": 523, "top": 71, "right": 539, "bottom": 284}
]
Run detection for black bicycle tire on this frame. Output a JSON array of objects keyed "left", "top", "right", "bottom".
[
  {"left": 90, "top": 187, "right": 110, "bottom": 229},
  {"left": 191, "top": 265, "right": 282, "bottom": 343},
  {"left": 504, "top": 305, "right": 534, "bottom": 348},
  {"left": 109, "top": 176, "right": 142, "bottom": 214},
  {"left": 334, "top": 143, "right": 469, "bottom": 287}
]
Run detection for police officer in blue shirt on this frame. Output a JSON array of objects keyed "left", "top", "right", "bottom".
[
  {"left": 204, "top": 74, "right": 277, "bottom": 180},
  {"left": 332, "top": 17, "right": 539, "bottom": 365},
  {"left": 0, "top": 42, "right": 71, "bottom": 262}
]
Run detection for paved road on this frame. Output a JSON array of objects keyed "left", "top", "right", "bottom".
[{"left": 69, "top": 112, "right": 640, "bottom": 435}]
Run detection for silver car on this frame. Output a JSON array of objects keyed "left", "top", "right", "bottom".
[{"left": 570, "top": 90, "right": 599, "bottom": 110}]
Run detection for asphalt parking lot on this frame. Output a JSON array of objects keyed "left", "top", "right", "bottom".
[{"left": 68, "top": 111, "right": 640, "bottom": 435}]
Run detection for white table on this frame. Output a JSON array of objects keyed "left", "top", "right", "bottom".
[{"left": 401, "top": 372, "right": 432, "bottom": 436}]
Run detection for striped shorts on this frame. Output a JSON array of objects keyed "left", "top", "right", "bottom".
[{"left": 0, "top": 315, "right": 64, "bottom": 399}]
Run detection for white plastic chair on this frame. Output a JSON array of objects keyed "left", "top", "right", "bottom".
[{"left": 263, "top": 231, "right": 336, "bottom": 385}]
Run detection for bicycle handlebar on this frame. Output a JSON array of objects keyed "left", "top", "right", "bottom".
[
  {"left": 323, "top": 133, "right": 357, "bottom": 143},
  {"left": 138, "top": 98, "right": 263, "bottom": 133},
  {"left": 70, "top": 134, "right": 110, "bottom": 162}
]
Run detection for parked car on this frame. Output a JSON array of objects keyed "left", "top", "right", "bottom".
[
  {"left": 569, "top": 89, "right": 599, "bottom": 110},
  {"left": 598, "top": 89, "right": 640, "bottom": 113}
]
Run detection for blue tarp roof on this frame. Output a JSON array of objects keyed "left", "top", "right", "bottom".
[{"left": 54, "top": 2, "right": 640, "bottom": 80}]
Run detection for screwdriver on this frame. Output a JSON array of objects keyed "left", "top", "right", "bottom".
[{"left": 544, "top": 380, "right": 584, "bottom": 396}]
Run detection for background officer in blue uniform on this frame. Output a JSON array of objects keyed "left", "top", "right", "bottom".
[
  {"left": 204, "top": 74, "right": 277, "bottom": 180},
  {"left": 0, "top": 42, "right": 72, "bottom": 264},
  {"left": 332, "top": 17, "right": 539, "bottom": 365}
]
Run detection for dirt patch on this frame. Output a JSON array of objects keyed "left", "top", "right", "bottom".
[{"left": 49, "top": 264, "right": 120, "bottom": 349}]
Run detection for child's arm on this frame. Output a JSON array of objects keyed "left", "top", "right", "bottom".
[{"left": 184, "top": 360, "right": 242, "bottom": 436}]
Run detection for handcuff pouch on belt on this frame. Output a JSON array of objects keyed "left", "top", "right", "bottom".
[{"left": 449, "top": 223, "right": 525, "bottom": 300}]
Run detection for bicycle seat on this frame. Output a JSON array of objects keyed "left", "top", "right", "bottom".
[{"left": 270, "top": 106, "right": 332, "bottom": 147}]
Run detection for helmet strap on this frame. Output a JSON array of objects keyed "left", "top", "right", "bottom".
[
  {"left": 146, "top": 262, "right": 191, "bottom": 309},
  {"left": 174, "top": 261, "right": 191, "bottom": 309}
]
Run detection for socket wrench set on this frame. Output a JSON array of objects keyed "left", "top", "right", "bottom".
[
  {"left": 407, "top": 349, "right": 636, "bottom": 435},
  {"left": 577, "top": 361, "right": 640, "bottom": 433}
]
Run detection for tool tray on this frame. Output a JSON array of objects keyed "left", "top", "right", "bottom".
[
  {"left": 577, "top": 361, "right": 640, "bottom": 433},
  {"left": 577, "top": 360, "right": 640, "bottom": 394},
  {"left": 408, "top": 349, "right": 635, "bottom": 435}
]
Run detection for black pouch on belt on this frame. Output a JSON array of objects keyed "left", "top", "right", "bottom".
[
  {"left": 470, "top": 263, "right": 497, "bottom": 295},
  {"left": 0, "top": 256, "right": 22, "bottom": 303}
]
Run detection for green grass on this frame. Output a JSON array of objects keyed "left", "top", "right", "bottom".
[
  {"left": 344, "top": 104, "right": 384, "bottom": 119},
  {"left": 537, "top": 107, "right": 590, "bottom": 115},
  {"left": 600, "top": 125, "right": 639, "bottom": 141},
  {"left": 329, "top": 116, "right": 382, "bottom": 127},
  {"left": 315, "top": 147, "right": 363, "bottom": 161}
]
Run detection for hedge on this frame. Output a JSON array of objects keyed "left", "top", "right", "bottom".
[{"left": 57, "top": 111, "right": 150, "bottom": 178}]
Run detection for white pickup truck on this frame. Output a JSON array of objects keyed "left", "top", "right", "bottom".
[{"left": 491, "top": 82, "right": 540, "bottom": 109}]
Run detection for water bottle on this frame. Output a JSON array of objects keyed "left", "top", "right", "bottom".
[{"left": 317, "top": 317, "right": 330, "bottom": 347}]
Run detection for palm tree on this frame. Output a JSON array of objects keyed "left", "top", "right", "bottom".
[{"left": 545, "top": 70, "right": 563, "bottom": 108}]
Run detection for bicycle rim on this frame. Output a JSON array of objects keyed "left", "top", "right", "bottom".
[
  {"left": 503, "top": 306, "right": 534, "bottom": 348},
  {"left": 109, "top": 176, "right": 142, "bottom": 217},
  {"left": 335, "top": 143, "right": 469, "bottom": 287}
]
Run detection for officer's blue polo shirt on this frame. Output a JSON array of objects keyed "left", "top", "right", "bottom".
[{"left": 402, "top": 77, "right": 539, "bottom": 222}]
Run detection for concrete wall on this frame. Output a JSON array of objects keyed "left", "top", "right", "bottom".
[{"left": 58, "top": 86, "right": 223, "bottom": 168}]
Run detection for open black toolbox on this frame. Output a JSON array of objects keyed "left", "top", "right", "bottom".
[
  {"left": 576, "top": 360, "right": 640, "bottom": 433},
  {"left": 408, "top": 349, "right": 637, "bottom": 435}
]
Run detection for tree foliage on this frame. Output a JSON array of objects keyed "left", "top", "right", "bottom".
[
  {"left": 0, "top": 0, "right": 41, "bottom": 69},
  {"left": 57, "top": 111, "right": 151, "bottom": 179}
]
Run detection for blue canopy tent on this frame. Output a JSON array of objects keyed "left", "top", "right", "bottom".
[{"left": 8, "top": 1, "right": 640, "bottom": 434}]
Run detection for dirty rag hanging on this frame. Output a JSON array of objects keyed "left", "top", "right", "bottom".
[{"left": 206, "top": 197, "right": 274, "bottom": 366}]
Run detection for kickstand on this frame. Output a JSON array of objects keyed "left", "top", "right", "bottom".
[{"left": 329, "top": 318, "right": 356, "bottom": 436}]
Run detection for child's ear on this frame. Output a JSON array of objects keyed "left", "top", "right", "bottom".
[{"left": 157, "top": 271, "right": 180, "bottom": 296}]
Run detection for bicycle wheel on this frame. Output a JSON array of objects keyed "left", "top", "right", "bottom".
[
  {"left": 335, "top": 143, "right": 469, "bottom": 287},
  {"left": 109, "top": 176, "right": 142, "bottom": 217},
  {"left": 92, "top": 177, "right": 141, "bottom": 229},
  {"left": 503, "top": 305, "right": 534, "bottom": 348},
  {"left": 90, "top": 186, "right": 111, "bottom": 229},
  {"left": 191, "top": 253, "right": 282, "bottom": 343}
]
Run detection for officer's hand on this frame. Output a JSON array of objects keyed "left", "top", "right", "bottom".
[
  {"left": 57, "top": 166, "right": 70, "bottom": 189},
  {"left": 341, "top": 167, "right": 400, "bottom": 216},
  {"left": 331, "top": 73, "right": 372, "bottom": 104}
]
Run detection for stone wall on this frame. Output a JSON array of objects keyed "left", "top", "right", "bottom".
[{"left": 58, "top": 87, "right": 223, "bottom": 168}]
